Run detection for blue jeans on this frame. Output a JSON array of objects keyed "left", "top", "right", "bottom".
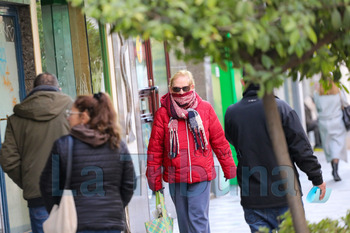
[
  {"left": 77, "top": 231, "right": 121, "bottom": 233},
  {"left": 29, "top": 206, "right": 49, "bottom": 233},
  {"left": 169, "top": 181, "right": 211, "bottom": 233},
  {"left": 243, "top": 206, "right": 289, "bottom": 233}
]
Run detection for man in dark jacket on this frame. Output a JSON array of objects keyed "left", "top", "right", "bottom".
[
  {"left": 224, "top": 84, "right": 326, "bottom": 233},
  {"left": 0, "top": 72, "right": 73, "bottom": 233}
]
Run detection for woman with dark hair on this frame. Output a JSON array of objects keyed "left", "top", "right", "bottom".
[{"left": 40, "top": 92, "right": 135, "bottom": 233}]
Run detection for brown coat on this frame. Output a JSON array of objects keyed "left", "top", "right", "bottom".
[{"left": 0, "top": 91, "right": 72, "bottom": 201}]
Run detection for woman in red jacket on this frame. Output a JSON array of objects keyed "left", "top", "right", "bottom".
[{"left": 147, "top": 70, "right": 236, "bottom": 233}]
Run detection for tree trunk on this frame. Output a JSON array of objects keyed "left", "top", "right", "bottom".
[{"left": 262, "top": 93, "right": 309, "bottom": 233}]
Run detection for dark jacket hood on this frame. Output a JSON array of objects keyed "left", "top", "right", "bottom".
[
  {"left": 14, "top": 90, "right": 72, "bottom": 121},
  {"left": 70, "top": 124, "right": 110, "bottom": 147},
  {"left": 243, "top": 83, "right": 260, "bottom": 97}
]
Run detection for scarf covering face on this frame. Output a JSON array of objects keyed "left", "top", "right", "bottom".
[{"left": 160, "top": 91, "right": 208, "bottom": 158}]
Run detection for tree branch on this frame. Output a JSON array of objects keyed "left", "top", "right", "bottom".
[{"left": 282, "top": 32, "right": 341, "bottom": 72}]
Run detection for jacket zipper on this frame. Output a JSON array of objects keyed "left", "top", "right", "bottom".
[{"left": 185, "top": 120, "right": 192, "bottom": 183}]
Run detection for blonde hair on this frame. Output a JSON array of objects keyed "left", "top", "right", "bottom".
[{"left": 169, "top": 70, "right": 195, "bottom": 88}]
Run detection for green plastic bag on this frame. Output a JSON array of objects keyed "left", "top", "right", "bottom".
[{"left": 145, "top": 191, "right": 173, "bottom": 233}]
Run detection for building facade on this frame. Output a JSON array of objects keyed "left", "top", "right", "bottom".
[{"left": 0, "top": 0, "right": 249, "bottom": 232}]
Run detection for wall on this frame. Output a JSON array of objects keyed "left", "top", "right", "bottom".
[{"left": 18, "top": 5, "right": 36, "bottom": 94}]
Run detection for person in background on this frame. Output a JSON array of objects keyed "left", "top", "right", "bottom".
[
  {"left": 0, "top": 72, "right": 72, "bottom": 233},
  {"left": 304, "top": 96, "right": 322, "bottom": 150},
  {"left": 147, "top": 70, "right": 236, "bottom": 233},
  {"left": 225, "top": 83, "right": 326, "bottom": 233},
  {"left": 314, "top": 81, "right": 347, "bottom": 181},
  {"left": 40, "top": 92, "right": 135, "bottom": 233}
]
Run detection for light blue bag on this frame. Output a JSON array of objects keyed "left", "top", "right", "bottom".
[{"left": 306, "top": 186, "right": 332, "bottom": 203}]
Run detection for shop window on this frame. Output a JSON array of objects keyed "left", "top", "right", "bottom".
[
  {"left": 150, "top": 38, "right": 168, "bottom": 97},
  {"left": 134, "top": 36, "right": 149, "bottom": 89},
  {"left": 86, "top": 17, "right": 104, "bottom": 93}
]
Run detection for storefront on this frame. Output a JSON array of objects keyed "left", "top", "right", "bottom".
[
  {"left": 0, "top": 0, "right": 94, "bottom": 231},
  {"left": 0, "top": 2, "right": 35, "bottom": 232},
  {"left": 110, "top": 33, "right": 182, "bottom": 232},
  {"left": 0, "top": 0, "right": 239, "bottom": 231}
]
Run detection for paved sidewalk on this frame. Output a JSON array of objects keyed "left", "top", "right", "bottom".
[
  {"left": 301, "top": 150, "right": 350, "bottom": 224},
  {"left": 169, "top": 150, "right": 350, "bottom": 233}
]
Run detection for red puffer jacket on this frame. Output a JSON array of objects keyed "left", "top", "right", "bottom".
[{"left": 146, "top": 96, "right": 236, "bottom": 191}]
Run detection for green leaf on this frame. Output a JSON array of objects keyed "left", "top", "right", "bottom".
[
  {"left": 170, "top": 2, "right": 189, "bottom": 11},
  {"left": 331, "top": 9, "right": 342, "bottom": 29},
  {"left": 134, "top": 13, "right": 145, "bottom": 22},
  {"left": 242, "top": 32, "right": 254, "bottom": 45},
  {"left": 333, "top": 69, "right": 341, "bottom": 81},
  {"left": 164, "top": 29, "right": 174, "bottom": 39},
  {"left": 262, "top": 55, "right": 273, "bottom": 69},
  {"left": 342, "top": 84, "right": 349, "bottom": 93},
  {"left": 207, "top": 0, "right": 217, "bottom": 8},
  {"left": 284, "top": 19, "right": 297, "bottom": 32},
  {"left": 89, "top": 8, "right": 102, "bottom": 19},
  {"left": 276, "top": 43, "right": 285, "bottom": 57},
  {"left": 230, "top": 40, "right": 238, "bottom": 51},
  {"left": 247, "top": 46, "right": 255, "bottom": 55},
  {"left": 256, "top": 34, "right": 270, "bottom": 52},
  {"left": 290, "top": 30, "right": 300, "bottom": 45},
  {"left": 295, "top": 44, "right": 303, "bottom": 58},
  {"left": 261, "top": 72, "right": 271, "bottom": 81},
  {"left": 244, "top": 2, "right": 254, "bottom": 16},
  {"left": 244, "top": 63, "right": 256, "bottom": 76},
  {"left": 273, "top": 67, "right": 282, "bottom": 73},
  {"left": 343, "top": 6, "right": 350, "bottom": 28},
  {"left": 71, "top": 0, "right": 83, "bottom": 7},
  {"left": 195, "top": 0, "right": 204, "bottom": 5},
  {"left": 235, "top": 2, "right": 245, "bottom": 17},
  {"left": 305, "top": 26, "right": 317, "bottom": 44}
]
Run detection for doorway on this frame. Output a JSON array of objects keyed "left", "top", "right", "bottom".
[{"left": 0, "top": 6, "right": 31, "bottom": 233}]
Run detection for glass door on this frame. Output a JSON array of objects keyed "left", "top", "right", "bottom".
[
  {"left": 134, "top": 36, "right": 151, "bottom": 152},
  {"left": 135, "top": 37, "right": 170, "bottom": 152},
  {"left": 150, "top": 38, "right": 169, "bottom": 98},
  {"left": 0, "top": 6, "right": 31, "bottom": 233}
]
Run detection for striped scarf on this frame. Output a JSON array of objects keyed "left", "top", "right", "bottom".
[{"left": 160, "top": 91, "right": 208, "bottom": 158}]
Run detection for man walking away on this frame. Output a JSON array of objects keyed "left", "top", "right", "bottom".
[
  {"left": 224, "top": 83, "right": 326, "bottom": 233},
  {"left": 0, "top": 72, "right": 73, "bottom": 233}
]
